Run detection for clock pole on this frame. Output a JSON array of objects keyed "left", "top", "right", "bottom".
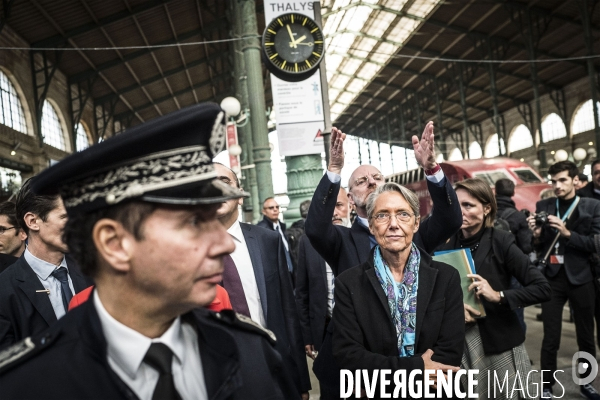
[{"left": 239, "top": 0, "right": 275, "bottom": 207}]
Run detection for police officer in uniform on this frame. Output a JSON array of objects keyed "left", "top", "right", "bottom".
[{"left": 0, "top": 104, "right": 300, "bottom": 400}]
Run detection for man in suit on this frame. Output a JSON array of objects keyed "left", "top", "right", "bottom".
[
  {"left": 0, "top": 201, "right": 26, "bottom": 258},
  {"left": 528, "top": 161, "right": 600, "bottom": 400},
  {"left": 0, "top": 179, "right": 91, "bottom": 349},
  {"left": 214, "top": 162, "right": 311, "bottom": 399},
  {"left": 576, "top": 160, "right": 600, "bottom": 200},
  {"left": 257, "top": 197, "right": 294, "bottom": 281},
  {"left": 305, "top": 122, "right": 462, "bottom": 277},
  {"left": 0, "top": 104, "right": 299, "bottom": 399}
]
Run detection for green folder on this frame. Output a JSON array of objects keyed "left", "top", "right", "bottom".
[{"left": 433, "top": 248, "right": 486, "bottom": 318}]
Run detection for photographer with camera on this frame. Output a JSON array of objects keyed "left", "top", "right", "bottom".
[{"left": 528, "top": 161, "right": 600, "bottom": 400}]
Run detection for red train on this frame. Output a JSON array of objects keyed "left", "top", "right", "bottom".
[{"left": 386, "top": 157, "right": 551, "bottom": 218}]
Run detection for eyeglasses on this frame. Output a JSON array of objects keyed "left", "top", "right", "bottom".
[
  {"left": 372, "top": 212, "right": 415, "bottom": 224},
  {"left": 0, "top": 226, "right": 15, "bottom": 235},
  {"left": 352, "top": 173, "right": 384, "bottom": 188},
  {"left": 264, "top": 205, "right": 280, "bottom": 210}
]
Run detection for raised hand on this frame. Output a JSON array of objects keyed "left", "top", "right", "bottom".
[
  {"left": 412, "top": 121, "right": 437, "bottom": 170},
  {"left": 328, "top": 127, "right": 346, "bottom": 175}
]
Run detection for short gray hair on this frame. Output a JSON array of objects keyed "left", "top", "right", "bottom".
[{"left": 366, "top": 182, "right": 420, "bottom": 221}]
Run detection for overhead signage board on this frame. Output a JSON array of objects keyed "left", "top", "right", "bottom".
[{"left": 264, "top": 0, "right": 325, "bottom": 157}]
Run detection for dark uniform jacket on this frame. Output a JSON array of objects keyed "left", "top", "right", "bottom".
[
  {"left": 577, "top": 183, "right": 600, "bottom": 201},
  {"left": 305, "top": 173, "right": 462, "bottom": 277},
  {"left": 0, "top": 298, "right": 300, "bottom": 400},
  {"left": 295, "top": 235, "right": 328, "bottom": 351},
  {"left": 438, "top": 228, "right": 551, "bottom": 354},
  {"left": 0, "top": 255, "right": 92, "bottom": 349},
  {"left": 534, "top": 197, "right": 600, "bottom": 285},
  {"left": 0, "top": 253, "right": 17, "bottom": 274},
  {"left": 496, "top": 195, "right": 533, "bottom": 254},
  {"left": 257, "top": 215, "right": 286, "bottom": 233}
]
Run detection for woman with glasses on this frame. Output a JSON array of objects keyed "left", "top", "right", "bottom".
[
  {"left": 332, "top": 182, "right": 464, "bottom": 397},
  {"left": 437, "top": 178, "right": 550, "bottom": 399}
]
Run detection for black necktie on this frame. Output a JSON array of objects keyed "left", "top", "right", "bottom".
[
  {"left": 221, "top": 254, "right": 251, "bottom": 317},
  {"left": 51, "top": 267, "right": 73, "bottom": 312},
  {"left": 143, "top": 343, "right": 182, "bottom": 400}
]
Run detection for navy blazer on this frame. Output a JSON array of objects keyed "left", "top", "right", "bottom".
[
  {"left": 0, "top": 253, "right": 17, "bottom": 274},
  {"left": 0, "top": 297, "right": 300, "bottom": 400},
  {"left": 239, "top": 223, "right": 310, "bottom": 393},
  {"left": 0, "top": 255, "right": 92, "bottom": 349},
  {"left": 535, "top": 197, "right": 600, "bottom": 285},
  {"left": 256, "top": 215, "right": 286, "bottom": 233},
  {"left": 295, "top": 235, "right": 328, "bottom": 351},
  {"left": 305, "top": 173, "right": 462, "bottom": 276}
]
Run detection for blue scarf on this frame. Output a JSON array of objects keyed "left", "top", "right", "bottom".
[{"left": 373, "top": 244, "right": 420, "bottom": 357}]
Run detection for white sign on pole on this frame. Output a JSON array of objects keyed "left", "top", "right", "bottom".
[{"left": 264, "top": 0, "right": 325, "bottom": 157}]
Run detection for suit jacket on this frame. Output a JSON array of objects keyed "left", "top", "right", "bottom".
[
  {"left": 0, "top": 253, "right": 17, "bottom": 274},
  {"left": 332, "top": 248, "right": 464, "bottom": 398},
  {"left": 239, "top": 223, "right": 310, "bottom": 393},
  {"left": 438, "top": 228, "right": 551, "bottom": 354},
  {"left": 256, "top": 215, "right": 286, "bottom": 233},
  {"left": 577, "top": 183, "right": 600, "bottom": 201},
  {"left": 305, "top": 173, "right": 462, "bottom": 277},
  {"left": 295, "top": 234, "right": 328, "bottom": 351},
  {"left": 534, "top": 197, "right": 600, "bottom": 285},
  {"left": 0, "top": 297, "right": 300, "bottom": 400},
  {"left": 0, "top": 255, "right": 92, "bottom": 349}
]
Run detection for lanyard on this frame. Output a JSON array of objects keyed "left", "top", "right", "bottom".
[{"left": 556, "top": 196, "right": 580, "bottom": 222}]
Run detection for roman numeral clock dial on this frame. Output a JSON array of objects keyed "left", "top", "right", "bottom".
[{"left": 262, "top": 13, "right": 325, "bottom": 82}]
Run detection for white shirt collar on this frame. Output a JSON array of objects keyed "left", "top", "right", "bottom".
[
  {"left": 357, "top": 215, "right": 369, "bottom": 229},
  {"left": 24, "top": 247, "right": 67, "bottom": 280},
  {"left": 93, "top": 291, "right": 185, "bottom": 379},
  {"left": 594, "top": 188, "right": 600, "bottom": 196},
  {"left": 227, "top": 220, "right": 244, "bottom": 243}
]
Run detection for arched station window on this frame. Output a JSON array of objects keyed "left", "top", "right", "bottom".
[
  {"left": 469, "top": 141, "right": 482, "bottom": 159},
  {"left": 572, "top": 99, "right": 600, "bottom": 135},
  {"left": 541, "top": 113, "right": 567, "bottom": 142},
  {"left": 448, "top": 147, "right": 463, "bottom": 161},
  {"left": 508, "top": 124, "right": 534, "bottom": 152},
  {"left": 0, "top": 71, "right": 26, "bottom": 133},
  {"left": 76, "top": 123, "right": 90, "bottom": 152},
  {"left": 485, "top": 134, "right": 506, "bottom": 158},
  {"left": 41, "top": 100, "right": 66, "bottom": 151}
]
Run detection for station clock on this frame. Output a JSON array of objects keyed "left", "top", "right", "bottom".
[{"left": 262, "top": 13, "right": 325, "bottom": 82}]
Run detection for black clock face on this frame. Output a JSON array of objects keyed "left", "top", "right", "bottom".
[{"left": 262, "top": 13, "right": 325, "bottom": 81}]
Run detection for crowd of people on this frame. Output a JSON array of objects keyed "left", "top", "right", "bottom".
[{"left": 0, "top": 103, "right": 599, "bottom": 400}]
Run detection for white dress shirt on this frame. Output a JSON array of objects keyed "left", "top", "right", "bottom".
[
  {"left": 227, "top": 220, "right": 267, "bottom": 327},
  {"left": 94, "top": 292, "right": 207, "bottom": 400},
  {"left": 273, "top": 222, "right": 290, "bottom": 251},
  {"left": 24, "top": 247, "right": 73, "bottom": 319}
]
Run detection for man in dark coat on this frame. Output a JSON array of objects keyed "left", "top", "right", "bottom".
[
  {"left": 0, "top": 104, "right": 300, "bottom": 399},
  {"left": 495, "top": 178, "right": 533, "bottom": 255},
  {"left": 529, "top": 161, "right": 600, "bottom": 399},
  {"left": 577, "top": 159, "right": 600, "bottom": 200},
  {"left": 0, "top": 179, "right": 91, "bottom": 349}
]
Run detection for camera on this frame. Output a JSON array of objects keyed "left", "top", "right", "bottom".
[{"left": 535, "top": 211, "right": 549, "bottom": 227}]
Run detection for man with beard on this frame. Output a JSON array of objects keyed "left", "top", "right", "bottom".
[{"left": 305, "top": 122, "right": 462, "bottom": 277}]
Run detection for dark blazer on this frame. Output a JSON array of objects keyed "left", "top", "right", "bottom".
[
  {"left": 295, "top": 235, "right": 328, "bottom": 351},
  {"left": 0, "top": 253, "right": 17, "bottom": 274},
  {"left": 438, "top": 228, "right": 551, "bottom": 354},
  {"left": 534, "top": 197, "right": 600, "bottom": 285},
  {"left": 0, "top": 297, "right": 300, "bottom": 400},
  {"left": 0, "top": 255, "right": 92, "bottom": 349},
  {"left": 256, "top": 215, "right": 286, "bottom": 233},
  {"left": 333, "top": 248, "right": 464, "bottom": 397},
  {"left": 239, "top": 223, "right": 310, "bottom": 393},
  {"left": 305, "top": 173, "right": 462, "bottom": 277},
  {"left": 577, "top": 183, "right": 600, "bottom": 201},
  {"left": 496, "top": 195, "right": 533, "bottom": 254}
]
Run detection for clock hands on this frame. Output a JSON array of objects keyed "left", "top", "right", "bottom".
[
  {"left": 286, "top": 25, "right": 297, "bottom": 48},
  {"left": 294, "top": 42, "right": 313, "bottom": 46}
]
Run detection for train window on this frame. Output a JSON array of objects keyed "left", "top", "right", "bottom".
[
  {"left": 472, "top": 170, "right": 512, "bottom": 185},
  {"left": 512, "top": 168, "right": 542, "bottom": 183}
]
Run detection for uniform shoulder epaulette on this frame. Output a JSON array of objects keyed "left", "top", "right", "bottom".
[
  {"left": 211, "top": 310, "right": 277, "bottom": 344},
  {"left": 0, "top": 337, "right": 36, "bottom": 373}
]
